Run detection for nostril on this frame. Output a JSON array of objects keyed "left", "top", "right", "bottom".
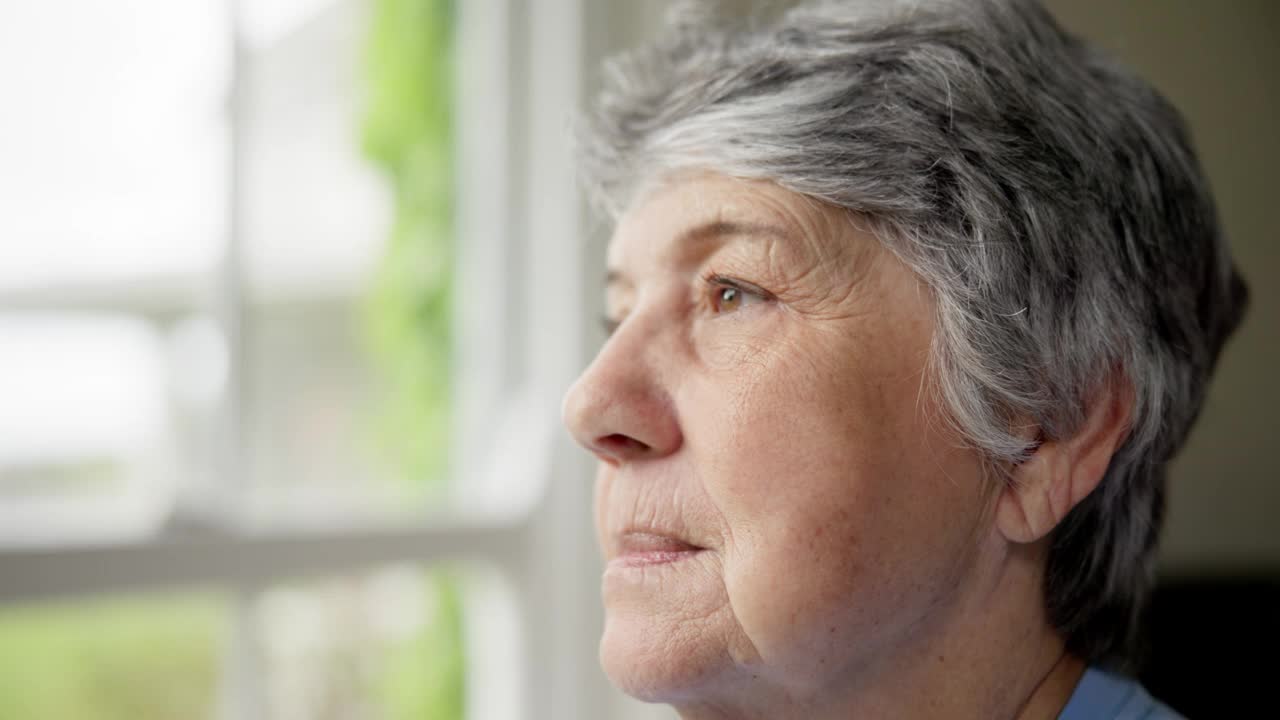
[{"left": 594, "top": 433, "right": 651, "bottom": 462}]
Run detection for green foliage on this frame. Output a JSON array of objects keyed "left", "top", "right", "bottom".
[
  {"left": 0, "top": 594, "right": 224, "bottom": 720},
  {"left": 361, "top": 2, "right": 466, "bottom": 720},
  {"left": 362, "top": 0, "right": 455, "bottom": 496}
]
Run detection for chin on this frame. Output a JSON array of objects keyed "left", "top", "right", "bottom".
[{"left": 599, "top": 610, "right": 729, "bottom": 703}]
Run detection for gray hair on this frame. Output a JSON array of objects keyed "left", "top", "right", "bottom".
[{"left": 578, "top": 0, "right": 1248, "bottom": 666}]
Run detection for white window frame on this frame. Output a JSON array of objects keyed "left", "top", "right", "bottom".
[{"left": 0, "top": 1, "right": 645, "bottom": 718}]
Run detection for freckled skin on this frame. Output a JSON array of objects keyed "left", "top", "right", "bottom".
[{"left": 563, "top": 174, "right": 1078, "bottom": 719}]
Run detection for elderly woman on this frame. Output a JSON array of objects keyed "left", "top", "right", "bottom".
[{"left": 561, "top": 0, "right": 1246, "bottom": 718}]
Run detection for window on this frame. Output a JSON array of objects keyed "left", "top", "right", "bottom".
[{"left": 0, "top": 0, "right": 632, "bottom": 718}]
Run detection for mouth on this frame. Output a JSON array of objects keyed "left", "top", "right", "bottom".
[{"left": 610, "top": 530, "right": 706, "bottom": 569}]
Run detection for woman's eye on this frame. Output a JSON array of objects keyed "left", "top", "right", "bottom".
[
  {"left": 715, "top": 286, "right": 745, "bottom": 312},
  {"left": 707, "top": 277, "right": 769, "bottom": 314}
]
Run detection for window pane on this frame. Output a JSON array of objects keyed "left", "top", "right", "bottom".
[
  {"left": 241, "top": 0, "right": 455, "bottom": 520},
  {"left": 0, "top": 0, "right": 229, "bottom": 542},
  {"left": 255, "top": 566, "right": 464, "bottom": 720},
  {"left": 0, "top": 314, "right": 186, "bottom": 542},
  {"left": 0, "top": 592, "right": 227, "bottom": 719},
  {"left": 0, "top": 0, "right": 228, "bottom": 289},
  {"left": 0, "top": 0, "right": 460, "bottom": 533}
]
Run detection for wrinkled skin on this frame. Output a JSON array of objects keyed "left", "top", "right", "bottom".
[{"left": 562, "top": 173, "right": 1080, "bottom": 719}]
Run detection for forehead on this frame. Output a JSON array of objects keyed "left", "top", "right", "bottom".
[{"left": 607, "top": 173, "right": 844, "bottom": 273}]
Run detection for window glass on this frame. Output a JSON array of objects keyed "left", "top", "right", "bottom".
[
  {"left": 0, "top": 314, "right": 186, "bottom": 543},
  {"left": 240, "top": 0, "right": 456, "bottom": 520},
  {"left": 0, "top": 0, "right": 229, "bottom": 290},
  {"left": 0, "top": 1, "right": 466, "bottom": 718},
  {"left": 0, "top": 0, "right": 459, "bottom": 526},
  {"left": 0, "top": 0, "right": 229, "bottom": 538},
  {"left": 0, "top": 592, "right": 227, "bottom": 720},
  {"left": 255, "top": 566, "right": 465, "bottom": 720}
]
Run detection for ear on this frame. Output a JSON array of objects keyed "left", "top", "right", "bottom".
[{"left": 996, "top": 375, "right": 1135, "bottom": 544}]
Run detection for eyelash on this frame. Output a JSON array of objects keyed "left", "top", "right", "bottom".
[
  {"left": 701, "top": 272, "right": 774, "bottom": 314},
  {"left": 600, "top": 273, "right": 774, "bottom": 338}
]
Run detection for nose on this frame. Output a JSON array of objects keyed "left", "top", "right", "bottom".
[{"left": 561, "top": 320, "right": 683, "bottom": 465}]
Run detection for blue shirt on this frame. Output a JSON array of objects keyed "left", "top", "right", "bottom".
[{"left": 1059, "top": 667, "right": 1185, "bottom": 719}]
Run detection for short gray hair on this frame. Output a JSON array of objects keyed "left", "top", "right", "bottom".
[{"left": 578, "top": 0, "right": 1248, "bottom": 666}]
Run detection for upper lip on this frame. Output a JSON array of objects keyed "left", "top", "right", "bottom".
[{"left": 614, "top": 527, "right": 705, "bottom": 557}]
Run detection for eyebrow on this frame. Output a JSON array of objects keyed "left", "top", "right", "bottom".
[{"left": 604, "top": 219, "right": 791, "bottom": 289}]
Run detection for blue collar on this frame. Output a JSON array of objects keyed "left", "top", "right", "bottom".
[{"left": 1058, "top": 667, "right": 1183, "bottom": 720}]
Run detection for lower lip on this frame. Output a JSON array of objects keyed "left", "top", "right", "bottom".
[{"left": 608, "top": 549, "right": 704, "bottom": 570}]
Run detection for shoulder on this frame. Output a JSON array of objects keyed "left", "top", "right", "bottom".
[{"left": 1058, "top": 666, "right": 1185, "bottom": 720}]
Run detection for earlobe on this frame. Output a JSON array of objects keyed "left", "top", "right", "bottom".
[{"left": 996, "top": 375, "right": 1135, "bottom": 545}]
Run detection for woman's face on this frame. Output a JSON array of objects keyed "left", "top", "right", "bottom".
[{"left": 562, "top": 174, "right": 996, "bottom": 708}]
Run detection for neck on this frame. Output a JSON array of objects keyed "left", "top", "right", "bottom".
[{"left": 674, "top": 540, "right": 1084, "bottom": 720}]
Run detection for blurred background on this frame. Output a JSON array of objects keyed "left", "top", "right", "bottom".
[{"left": 0, "top": 1, "right": 1273, "bottom": 719}]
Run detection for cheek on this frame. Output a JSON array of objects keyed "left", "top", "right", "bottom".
[
  {"left": 688, "top": 328, "right": 985, "bottom": 679},
  {"left": 694, "top": 311, "right": 790, "bottom": 374}
]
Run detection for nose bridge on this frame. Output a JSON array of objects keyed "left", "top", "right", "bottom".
[
  {"left": 599, "top": 298, "right": 676, "bottom": 385},
  {"left": 562, "top": 301, "right": 683, "bottom": 462}
]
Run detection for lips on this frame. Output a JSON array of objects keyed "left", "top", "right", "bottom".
[{"left": 612, "top": 530, "right": 706, "bottom": 568}]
